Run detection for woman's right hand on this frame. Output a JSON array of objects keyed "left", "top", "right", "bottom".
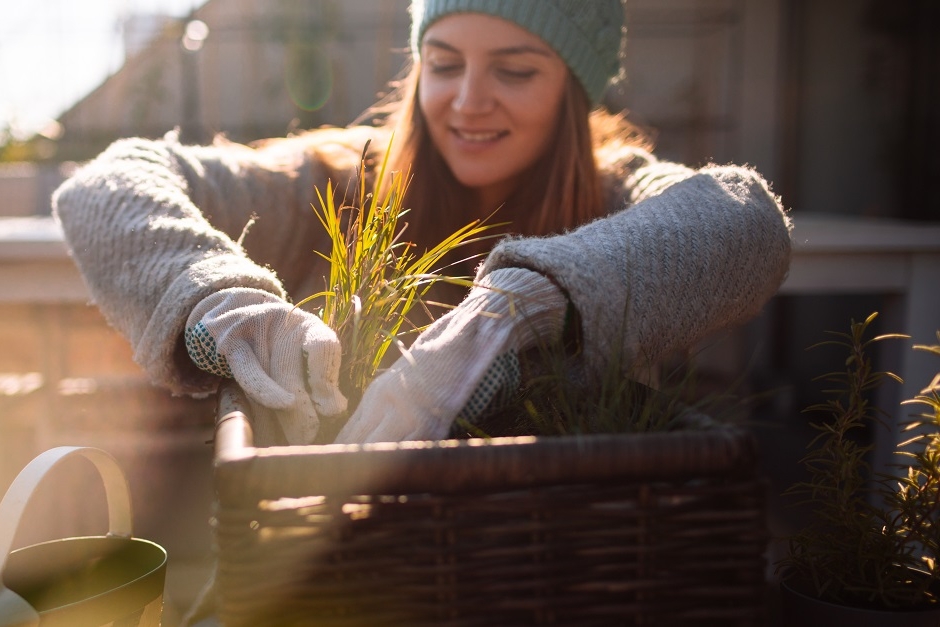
[
  {"left": 334, "top": 268, "right": 567, "bottom": 444},
  {"left": 185, "top": 287, "right": 347, "bottom": 445}
]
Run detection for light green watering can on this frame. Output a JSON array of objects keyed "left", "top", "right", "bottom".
[{"left": 0, "top": 447, "right": 166, "bottom": 627}]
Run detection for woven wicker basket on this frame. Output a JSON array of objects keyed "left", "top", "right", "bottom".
[{"left": 212, "top": 383, "right": 768, "bottom": 626}]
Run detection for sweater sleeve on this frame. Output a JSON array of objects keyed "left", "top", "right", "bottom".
[
  {"left": 476, "top": 148, "right": 792, "bottom": 384},
  {"left": 52, "top": 127, "right": 376, "bottom": 396}
]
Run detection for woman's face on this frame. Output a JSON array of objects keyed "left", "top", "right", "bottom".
[{"left": 418, "top": 13, "right": 569, "bottom": 209}]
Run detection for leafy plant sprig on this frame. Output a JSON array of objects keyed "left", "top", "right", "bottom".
[
  {"left": 458, "top": 314, "right": 755, "bottom": 438},
  {"left": 778, "top": 312, "right": 940, "bottom": 609},
  {"left": 890, "top": 335, "right": 940, "bottom": 601},
  {"left": 296, "top": 137, "right": 504, "bottom": 413}
]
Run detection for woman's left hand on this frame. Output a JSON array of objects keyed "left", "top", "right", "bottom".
[{"left": 333, "top": 268, "right": 568, "bottom": 443}]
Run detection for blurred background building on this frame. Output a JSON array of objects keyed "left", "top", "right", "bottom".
[{"left": 0, "top": 0, "right": 938, "bottom": 623}]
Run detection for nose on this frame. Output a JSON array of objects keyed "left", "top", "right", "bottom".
[{"left": 452, "top": 69, "right": 493, "bottom": 115}]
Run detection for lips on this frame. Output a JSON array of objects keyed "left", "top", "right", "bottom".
[{"left": 451, "top": 128, "right": 508, "bottom": 143}]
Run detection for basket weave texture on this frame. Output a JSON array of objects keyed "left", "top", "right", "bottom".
[{"left": 212, "top": 384, "right": 768, "bottom": 626}]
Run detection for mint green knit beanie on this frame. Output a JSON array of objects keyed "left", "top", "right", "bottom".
[{"left": 410, "top": 0, "right": 625, "bottom": 104}]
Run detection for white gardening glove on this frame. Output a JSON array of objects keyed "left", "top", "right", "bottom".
[
  {"left": 334, "top": 268, "right": 568, "bottom": 443},
  {"left": 185, "top": 287, "right": 346, "bottom": 445}
]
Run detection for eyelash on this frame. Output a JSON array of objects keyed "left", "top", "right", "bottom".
[
  {"left": 499, "top": 69, "right": 537, "bottom": 81},
  {"left": 426, "top": 63, "right": 538, "bottom": 82},
  {"left": 428, "top": 63, "right": 462, "bottom": 76}
]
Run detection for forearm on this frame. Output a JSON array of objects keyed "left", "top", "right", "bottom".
[
  {"left": 478, "top": 164, "right": 792, "bottom": 381},
  {"left": 53, "top": 136, "right": 287, "bottom": 394}
]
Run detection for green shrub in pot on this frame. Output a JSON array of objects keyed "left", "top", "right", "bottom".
[{"left": 778, "top": 312, "right": 940, "bottom": 621}]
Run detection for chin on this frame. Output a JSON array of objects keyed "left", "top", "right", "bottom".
[{"left": 448, "top": 168, "right": 503, "bottom": 190}]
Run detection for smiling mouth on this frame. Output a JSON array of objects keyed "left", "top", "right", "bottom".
[{"left": 452, "top": 128, "right": 508, "bottom": 142}]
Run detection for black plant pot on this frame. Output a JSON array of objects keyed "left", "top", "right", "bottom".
[{"left": 780, "top": 579, "right": 940, "bottom": 627}]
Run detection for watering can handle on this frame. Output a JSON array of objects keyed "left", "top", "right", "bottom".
[{"left": 0, "top": 446, "right": 133, "bottom": 582}]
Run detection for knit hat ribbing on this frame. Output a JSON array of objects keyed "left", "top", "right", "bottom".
[{"left": 410, "top": 0, "right": 625, "bottom": 104}]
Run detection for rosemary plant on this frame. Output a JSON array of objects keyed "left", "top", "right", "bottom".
[
  {"left": 462, "top": 318, "right": 750, "bottom": 438},
  {"left": 779, "top": 312, "right": 940, "bottom": 609},
  {"left": 891, "top": 336, "right": 940, "bottom": 600}
]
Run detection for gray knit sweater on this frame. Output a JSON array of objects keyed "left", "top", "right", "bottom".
[{"left": 52, "top": 125, "right": 791, "bottom": 399}]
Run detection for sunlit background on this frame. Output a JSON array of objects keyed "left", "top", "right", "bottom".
[{"left": 0, "top": 0, "right": 205, "bottom": 140}]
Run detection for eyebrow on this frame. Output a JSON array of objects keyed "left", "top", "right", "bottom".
[{"left": 423, "top": 38, "right": 553, "bottom": 58}]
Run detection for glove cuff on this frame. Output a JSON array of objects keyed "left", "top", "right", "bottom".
[
  {"left": 187, "top": 287, "right": 284, "bottom": 325},
  {"left": 474, "top": 268, "right": 568, "bottom": 351}
]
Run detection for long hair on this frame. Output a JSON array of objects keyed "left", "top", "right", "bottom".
[{"left": 358, "top": 61, "right": 649, "bottom": 287}]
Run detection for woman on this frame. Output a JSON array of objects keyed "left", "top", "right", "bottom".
[{"left": 52, "top": 0, "right": 792, "bottom": 446}]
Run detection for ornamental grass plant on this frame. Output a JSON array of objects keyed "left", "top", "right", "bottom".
[
  {"left": 778, "top": 312, "right": 940, "bottom": 610},
  {"left": 296, "top": 138, "right": 502, "bottom": 417}
]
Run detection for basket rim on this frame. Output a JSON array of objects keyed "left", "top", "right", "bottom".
[{"left": 213, "top": 382, "right": 758, "bottom": 502}]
